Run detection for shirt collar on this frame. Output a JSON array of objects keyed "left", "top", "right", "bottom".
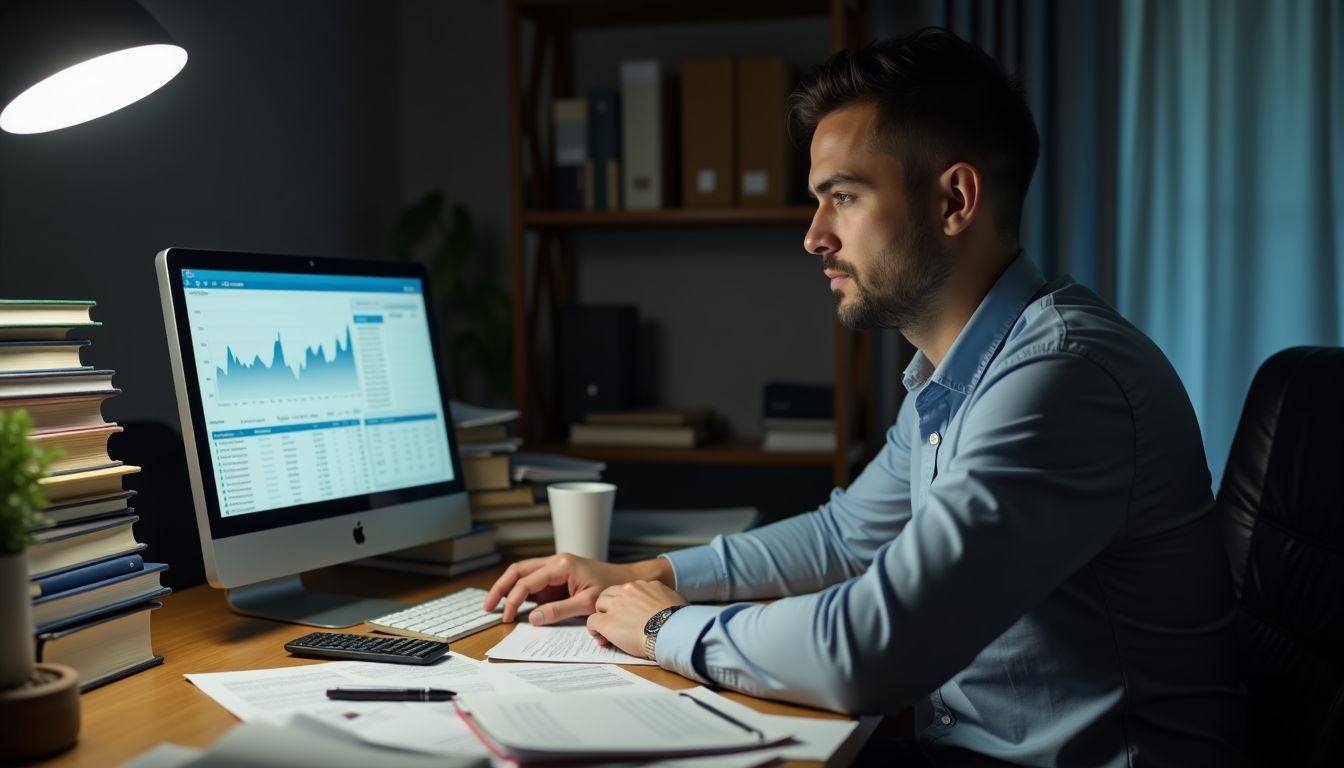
[{"left": 902, "top": 252, "right": 1048, "bottom": 394}]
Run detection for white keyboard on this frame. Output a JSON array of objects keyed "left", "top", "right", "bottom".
[{"left": 366, "top": 587, "right": 536, "bottom": 643}]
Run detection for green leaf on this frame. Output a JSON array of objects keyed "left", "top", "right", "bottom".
[{"left": 0, "top": 408, "right": 57, "bottom": 553}]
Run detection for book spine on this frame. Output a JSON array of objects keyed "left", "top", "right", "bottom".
[
  {"left": 621, "top": 60, "right": 666, "bottom": 210},
  {"left": 552, "top": 98, "right": 587, "bottom": 210},
  {"left": 587, "top": 88, "right": 621, "bottom": 211},
  {"left": 31, "top": 554, "right": 145, "bottom": 597}
]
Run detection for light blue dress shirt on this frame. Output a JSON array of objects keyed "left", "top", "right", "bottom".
[{"left": 658, "top": 254, "right": 1247, "bottom": 766}]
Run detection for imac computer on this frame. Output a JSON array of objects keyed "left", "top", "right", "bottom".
[{"left": 155, "top": 247, "right": 471, "bottom": 627}]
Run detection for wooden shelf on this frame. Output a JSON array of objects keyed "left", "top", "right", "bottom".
[
  {"left": 521, "top": 206, "right": 815, "bottom": 227},
  {"left": 532, "top": 439, "right": 836, "bottom": 466},
  {"left": 518, "top": 0, "right": 834, "bottom": 26}
]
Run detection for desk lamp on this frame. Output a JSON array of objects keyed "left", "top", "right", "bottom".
[{"left": 0, "top": 0, "right": 185, "bottom": 760}]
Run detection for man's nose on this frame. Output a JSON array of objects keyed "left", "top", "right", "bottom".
[{"left": 804, "top": 211, "right": 839, "bottom": 256}]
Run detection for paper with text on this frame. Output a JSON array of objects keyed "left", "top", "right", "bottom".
[{"left": 485, "top": 622, "right": 657, "bottom": 665}]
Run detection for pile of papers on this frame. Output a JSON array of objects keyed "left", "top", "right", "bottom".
[{"left": 136, "top": 639, "right": 867, "bottom": 767}]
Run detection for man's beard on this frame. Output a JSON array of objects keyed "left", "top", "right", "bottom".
[{"left": 826, "top": 214, "right": 952, "bottom": 332}]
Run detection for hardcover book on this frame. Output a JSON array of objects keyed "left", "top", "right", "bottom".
[
  {"left": 36, "top": 600, "right": 164, "bottom": 692},
  {"left": 0, "top": 339, "right": 91, "bottom": 373}
]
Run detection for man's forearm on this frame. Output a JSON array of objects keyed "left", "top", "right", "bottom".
[{"left": 633, "top": 556, "right": 676, "bottom": 588}]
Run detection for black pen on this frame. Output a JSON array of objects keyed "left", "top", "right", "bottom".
[
  {"left": 679, "top": 693, "right": 765, "bottom": 741},
  {"left": 326, "top": 686, "right": 456, "bottom": 702}
]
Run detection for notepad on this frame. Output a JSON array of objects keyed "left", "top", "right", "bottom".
[{"left": 454, "top": 689, "right": 791, "bottom": 763}]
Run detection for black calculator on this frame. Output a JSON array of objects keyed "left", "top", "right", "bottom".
[{"left": 284, "top": 631, "right": 449, "bottom": 665}]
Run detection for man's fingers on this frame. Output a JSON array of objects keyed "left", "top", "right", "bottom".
[
  {"left": 586, "top": 613, "right": 611, "bottom": 645},
  {"left": 502, "top": 564, "right": 568, "bottom": 622},
  {"left": 528, "top": 591, "right": 597, "bottom": 625},
  {"left": 483, "top": 558, "right": 544, "bottom": 611}
]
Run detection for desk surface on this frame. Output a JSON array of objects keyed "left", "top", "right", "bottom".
[{"left": 38, "top": 564, "right": 872, "bottom": 768}]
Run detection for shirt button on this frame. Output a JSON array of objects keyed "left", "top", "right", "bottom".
[
  {"left": 928, "top": 432, "right": 940, "bottom": 446},
  {"left": 941, "top": 714, "right": 952, "bottom": 725}
]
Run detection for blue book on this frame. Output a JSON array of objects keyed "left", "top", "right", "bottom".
[
  {"left": 30, "top": 553, "right": 145, "bottom": 598},
  {"left": 33, "top": 562, "right": 170, "bottom": 633}
]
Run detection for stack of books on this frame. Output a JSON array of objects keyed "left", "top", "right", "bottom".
[
  {"left": 1, "top": 300, "right": 168, "bottom": 692},
  {"left": 451, "top": 402, "right": 554, "bottom": 562},
  {"left": 569, "top": 409, "right": 712, "bottom": 449},
  {"left": 760, "top": 381, "right": 835, "bottom": 453}
]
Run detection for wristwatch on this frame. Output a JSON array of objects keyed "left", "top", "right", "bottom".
[{"left": 642, "top": 605, "right": 686, "bottom": 660}]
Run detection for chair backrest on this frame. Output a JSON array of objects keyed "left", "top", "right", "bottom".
[{"left": 1215, "top": 347, "right": 1344, "bottom": 768}]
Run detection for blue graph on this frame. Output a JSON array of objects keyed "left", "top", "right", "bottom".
[{"left": 216, "top": 327, "right": 357, "bottom": 401}]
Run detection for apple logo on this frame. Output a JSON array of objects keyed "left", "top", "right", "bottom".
[{"left": 352, "top": 522, "right": 365, "bottom": 544}]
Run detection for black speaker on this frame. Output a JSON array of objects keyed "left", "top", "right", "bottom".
[{"left": 556, "top": 305, "right": 639, "bottom": 426}]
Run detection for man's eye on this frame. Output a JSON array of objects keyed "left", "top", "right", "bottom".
[{"left": 832, "top": 192, "right": 853, "bottom": 205}]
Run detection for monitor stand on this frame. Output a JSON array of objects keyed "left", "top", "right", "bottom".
[{"left": 224, "top": 575, "right": 408, "bottom": 628}]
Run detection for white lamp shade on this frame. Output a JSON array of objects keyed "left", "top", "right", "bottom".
[
  {"left": 0, "top": 0, "right": 186, "bottom": 135},
  {"left": 1, "top": 44, "right": 187, "bottom": 134}
]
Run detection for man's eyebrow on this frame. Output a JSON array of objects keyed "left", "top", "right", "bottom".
[{"left": 807, "top": 173, "right": 870, "bottom": 199}]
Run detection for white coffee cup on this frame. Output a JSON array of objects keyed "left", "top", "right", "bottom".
[{"left": 546, "top": 482, "right": 616, "bottom": 561}]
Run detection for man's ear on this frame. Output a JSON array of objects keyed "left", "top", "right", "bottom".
[{"left": 937, "top": 163, "right": 982, "bottom": 237}]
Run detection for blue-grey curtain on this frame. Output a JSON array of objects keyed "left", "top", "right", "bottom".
[{"left": 872, "top": 0, "right": 1343, "bottom": 487}]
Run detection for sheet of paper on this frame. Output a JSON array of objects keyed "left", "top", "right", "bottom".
[
  {"left": 118, "top": 743, "right": 204, "bottom": 768},
  {"left": 484, "top": 623, "right": 657, "bottom": 665},
  {"left": 293, "top": 703, "right": 489, "bottom": 760},
  {"left": 680, "top": 686, "right": 861, "bottom": 762},
  {"left": 454, "top": 690, "right": 792, "bottom": 758},
  {"left": 490, "top": 661, "right": 665, "bottom": 692},
  {"left": 185, "top": 663, "right": 360, "bottom": 724}
]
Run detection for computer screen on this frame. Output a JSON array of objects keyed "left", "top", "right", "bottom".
[{"left": 156, "top": 248, "right": 471, "bottom": 626}]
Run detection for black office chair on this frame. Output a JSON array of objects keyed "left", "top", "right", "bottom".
[{"left": 1215, "top": 347, "right": 1344, "bottom": 768}]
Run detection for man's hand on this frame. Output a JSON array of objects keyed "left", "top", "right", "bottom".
[
  {"left": 482, "top": 554, "right": 674, "bottom": 624},
  {"left": 587, "top": 580, "right": 689, "bottom": 659}
]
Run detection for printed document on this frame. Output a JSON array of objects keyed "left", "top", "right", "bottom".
[{"left": 484, "top": 622, "right": 657, "bottom": 665}]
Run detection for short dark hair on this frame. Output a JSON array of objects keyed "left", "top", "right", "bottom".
[{"left": 791, "top": 28, "right": 1039, "bottom": 240}]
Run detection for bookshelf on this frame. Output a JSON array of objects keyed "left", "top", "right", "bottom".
[{"left": 506, "top": 0, "right": 873, "bottom": 487}]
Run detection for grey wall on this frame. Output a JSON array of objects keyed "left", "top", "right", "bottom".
[
  {"left": 0, "top": 1, "right": 402, "bottom": 429},
  {"left": 0, "top": 2, "right": 846, "bottom": 442}
]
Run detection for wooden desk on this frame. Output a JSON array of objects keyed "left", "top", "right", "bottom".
[{"left": 39, "top": 565, "right": 875, "bottom": 767}]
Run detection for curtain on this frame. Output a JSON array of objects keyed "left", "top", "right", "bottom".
[{"left": 872, "top": 0, "right": 1343, "bottom": 487}]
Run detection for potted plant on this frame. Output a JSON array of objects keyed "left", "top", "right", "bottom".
[
  {"left": 393, "top": 190, "right": 513, "bottom": 406},
  {"left": 0, "top": 407, "right": 80, "bottom": 760}
]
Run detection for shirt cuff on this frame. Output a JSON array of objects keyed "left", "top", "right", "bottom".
[
  {"left": 653, "top": 604, "right": 720, "bottom": 683},
  {"left": 661, "top": 546, "right": 728, "bottom": 602}
]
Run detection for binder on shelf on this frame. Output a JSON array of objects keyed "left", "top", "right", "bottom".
[
  {"left": 585, "top": 88, "right": 621, "bottom": 211},
  {"left": 620, "top": 59, "right": 670, "bottom": 210},
  {"left": 736, "top": 56, "right": 793, "bottom": 207},
  {"left": 551, "top": 97, "right": 587, "bottom": 210},
  {"left": 681, "top": 56, "right": 735, "bottom": 208}
]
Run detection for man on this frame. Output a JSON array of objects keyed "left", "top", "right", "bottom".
[{"left": 485, "top": 28, "right": 1247, "bottom": 766}]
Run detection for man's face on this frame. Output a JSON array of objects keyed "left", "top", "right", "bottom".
[{"left": 804, "top": 103, "right": 951, "bottom": 331}]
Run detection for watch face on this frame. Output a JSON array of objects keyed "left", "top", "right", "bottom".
[{"left": 644, "top": 607, "right": 673, "bottom": 635}]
